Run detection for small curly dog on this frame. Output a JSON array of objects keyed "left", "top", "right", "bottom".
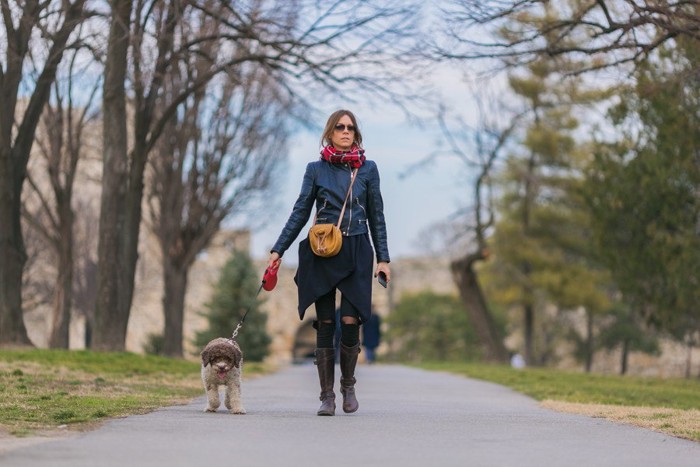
[{"left": 200, "top": 338, "right": 246, "bottom": 414}]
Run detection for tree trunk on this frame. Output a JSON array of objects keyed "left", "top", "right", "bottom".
[
  {"left": 585, "top": 310, "right": 594, "bottom": 373},
  {"left": 0, "top": 0, "right": 86, "bottom": 348},
  {"left": 75, "top": 256, "right": 98, "bottom": 349},
  {"left": 85, "top": 319, "right": 92, "bottom": 349},
  {"left": 49, "top": 206, "right": 74, "bottom": 348},
  {"left": 685, "top": 338, "right": 692, "bottom": 379},
  {"left": 523, "top": 303, "right": 534, "bottom": 366},
  {"left": 93, "top": 0, "right": 133, "bottom": 351},
  {"left": 162, "top": 261, "right": 188, "bottom": 358},
  {"left": 620, "top": 339, "right": 629, "bottom": 375},
  {"left": 0, "top": 151, "right": 32, "bottom": 346},
  {"left": 451, "top": 253, "right": 508, "bottom": 362}
]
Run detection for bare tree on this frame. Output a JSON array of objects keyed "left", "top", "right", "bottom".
[
  {"left": 94, "top": 0, "right": 421, "bottom": 351},
  {"left": 148, "top": 43, "right": 293, "bottom": 357},
  {"left": 22, "top": 50, "right": 100, "bottom": 348},
  {"left": 0, "top": 0, "right": 88, "bottom": 346},
  {"left": 433, "top": 101, "right": 520, "bottom": 362},
  {"left": 437, "top": 1, "right": 700, "bottom": 73}
]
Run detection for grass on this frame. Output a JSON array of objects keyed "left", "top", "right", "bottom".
[
  {"left": 0, "top": 349, "right": 268, "bottom": 437},
  {"left": 416, "top": 361, "right": 700, "bottom": 442},
  {"left": 4, "top": 350, "right": 698, "bottom": 443}
]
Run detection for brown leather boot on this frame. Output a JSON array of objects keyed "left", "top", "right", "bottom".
[
  {"left": 315, "top": 348, "right": 336, "bottom": 416},
  {"left": 339, "top": 342, "right": 361, "bottom": 413}
]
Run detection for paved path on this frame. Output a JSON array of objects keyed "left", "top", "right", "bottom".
[{"left": 2, "top": 364, "right": 699, "bottom": 466}]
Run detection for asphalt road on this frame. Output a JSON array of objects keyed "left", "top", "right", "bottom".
[{"left": 2, "top": 364, "right": 699, "bottom": 466}]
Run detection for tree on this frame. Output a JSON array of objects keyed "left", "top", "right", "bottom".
[
  {"left": 22, "top": 49, "right": 100, "bottom": 348},
  {"left": 586, "top": 40, "right": 700, "bottom": 340},
  {"left": 94, "top": 0, "right": 421, "bottom": 351},
  {"left": 432, "top": 102, "right": 518, "bottom": 363},
  {"left": 485, "top": 54, "right": 611, "bottom": 366},
  {"left": 430, "top": 2, "right": 614, "bottom": 364},
  {"left": 149, "top": 47, "right": 291, "bottom": 357},
  {"left": 438, "top": 1, "right": 700, "bottom": 73},
  {"left": 93, "top": 0, "right": 133, "bottom": 351},
  {"left": 433, "top": 0, "right": 699, "bottom": 370},
  {"left": 194, "top": 251, "right": 270, "bottom": 362},
  {"left": 597, "top": 302, "right": 660, "bottom": 375},
  {"left": 0, "top": 0, "right": 88, "bottom": 346},
  {"left": 385, "top": 291, "right": 482, "bottom": 362}
]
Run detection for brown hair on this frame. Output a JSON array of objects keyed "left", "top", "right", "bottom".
[{"left": 320, "top": 109, "right": 363, "bottom": 149}]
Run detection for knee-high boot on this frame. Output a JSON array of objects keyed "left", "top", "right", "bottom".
[
  {"left": 315, "top": 348, "right": 336, "bottom": 416},
  {"left": 339, "top": 342, "right": 361, "bottom": 413}
]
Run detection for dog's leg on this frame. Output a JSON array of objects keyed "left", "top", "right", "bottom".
[
  {"left": 225, "top": 369, "right": 246, "bottom": 414},
  {"left": 205, "top": 383, "right": 221, "bottom": 413},
  {"left": 203, "top": 367, "right": 221, "bottom": 413}
]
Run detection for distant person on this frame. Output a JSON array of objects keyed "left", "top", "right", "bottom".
[
  {"left": 362, "top": 313, "right": 381, "bottom": 364},
  {"left": 510, "top": 352, "right": 525, "bottom": 369},
  {"left": 268, "top": 109, "right": 391, "bottom": 416}
]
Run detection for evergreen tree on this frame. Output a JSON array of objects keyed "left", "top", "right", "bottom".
[
  {"left": 586, "top": 39, "right": 700, "bottom": 339},
  {"left": 485, "top": 55, "right": 610, "bottom": 367},
  {"left": 385, "top": 291, "right": 484, "bottom": 362},
  {"left": 194, "top": 251, "right": 271, "bottom": 362},
  {"left": 597, "top": 302, "right": 660, "bottom": 375}
]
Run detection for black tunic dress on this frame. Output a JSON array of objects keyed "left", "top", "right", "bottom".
[{"left": 295, "top": 233, "right": 374, "bottom": 323}]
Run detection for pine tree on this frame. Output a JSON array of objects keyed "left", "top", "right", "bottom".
[
  {"left": 485, "top": 56, "right": 610, "bottom": 367},
  {"left": 586, "top": 39, "right": 700, "bottom": 352},
  {"left": 194, "top": 251, "right": 271, "bottom": 362}
]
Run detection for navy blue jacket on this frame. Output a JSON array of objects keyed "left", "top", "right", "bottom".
[{"left": 272, "top": 159, "right": 390, "bottom": 263}]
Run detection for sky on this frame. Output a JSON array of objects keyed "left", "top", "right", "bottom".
[{"left": 247, "top": 70, "right": 478, "bottom": 265}]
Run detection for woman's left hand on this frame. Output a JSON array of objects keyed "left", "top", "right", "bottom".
[{"left": 375, "top": 262, "right": 391, "bottom": 283}]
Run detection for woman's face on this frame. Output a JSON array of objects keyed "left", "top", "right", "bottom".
[{"left": 331, "top": 114, "right": 355, "bottom": 152}]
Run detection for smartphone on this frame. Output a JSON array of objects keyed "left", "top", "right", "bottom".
[{"left": 377, "top": 271, "right": 388, "bottom": 288}]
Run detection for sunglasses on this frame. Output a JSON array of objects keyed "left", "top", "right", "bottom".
[{"left": 334, "top": 124, "right": 355, "bottom": 132}]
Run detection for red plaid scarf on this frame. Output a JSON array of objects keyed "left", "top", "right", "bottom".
[{"left": 320, "top": 145, "right": 366, "bottom": 169}]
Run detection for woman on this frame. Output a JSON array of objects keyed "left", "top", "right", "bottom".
[{"left": 268, "top": 109, "right": 390, "bottom": 416}]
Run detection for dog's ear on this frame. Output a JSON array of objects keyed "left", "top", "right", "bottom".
[{"left": 201, "top": 349, "right": 209, "bottom": 366}]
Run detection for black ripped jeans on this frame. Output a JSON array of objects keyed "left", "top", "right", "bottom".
[{"left": 314, "top": 288, "right": 360, "bottom": 348}]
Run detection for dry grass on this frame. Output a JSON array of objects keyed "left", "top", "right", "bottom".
[
  {"left": 541, "top": 400, "right": 700, "bottom": 442},
  {"left": 0, "top": 349, "right": 269, "bottom": 437},
  {"left": 0, "top": 359, "right": 202, "bottom": 436}
]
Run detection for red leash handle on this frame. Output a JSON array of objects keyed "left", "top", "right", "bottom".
[{"left": 262, "top": 260, "right": 281, "bottom": 291}]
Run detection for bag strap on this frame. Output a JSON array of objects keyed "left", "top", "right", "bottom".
[{"left": 336, "top": 168, "right": 359, "bottom": 229}]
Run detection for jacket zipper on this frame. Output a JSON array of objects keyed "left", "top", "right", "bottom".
[
  {"left": 315, "top": 199, "right": 328, "bottom": 223},
  {"left": 355, "top": 197, "right": 367, "bottom": 220}
]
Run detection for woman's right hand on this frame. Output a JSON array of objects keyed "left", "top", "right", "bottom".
[{"left": 268, "top": 252, "right": 281, "bottom": 269}]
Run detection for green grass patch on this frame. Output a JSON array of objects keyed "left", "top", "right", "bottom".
[
  {"left": 0, "top": 349, "right": 269, "bottom": 437},
  {"left": 0, "top": 349, "right": 203, "bottom": 376},
  {"left": 416, "top": 362, "right": 700, "bottom": 409}
]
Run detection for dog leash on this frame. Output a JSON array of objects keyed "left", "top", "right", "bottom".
[{"left": 229, "top": 261, "right": 280, "bottom": 342}]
